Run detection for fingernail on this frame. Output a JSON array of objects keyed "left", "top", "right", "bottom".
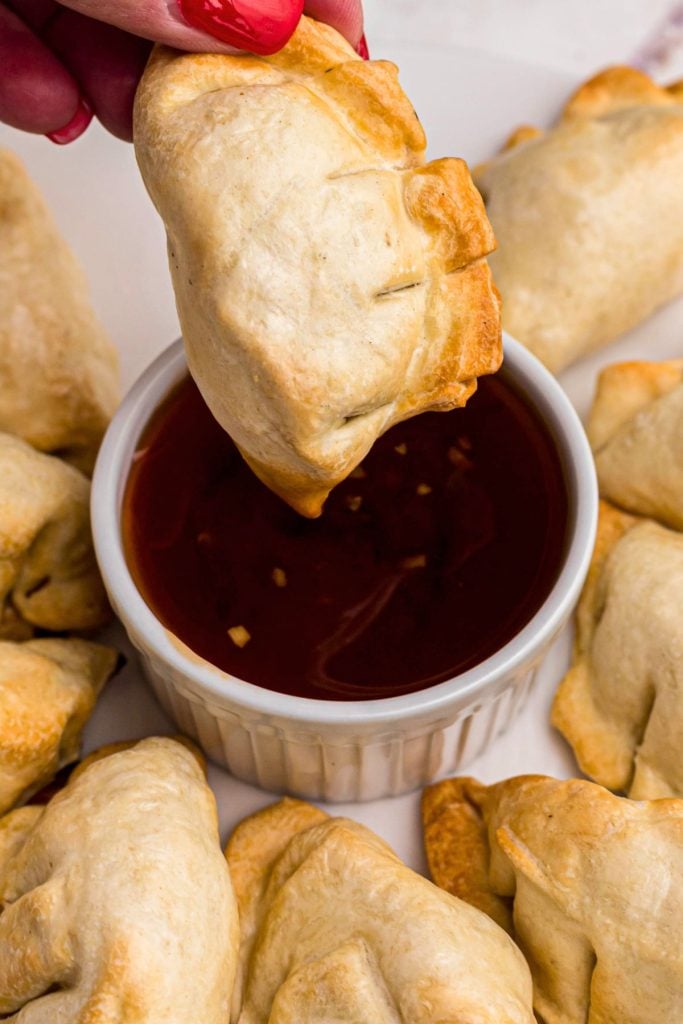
[
  {"left": 356, "top": 33, "right": 370, "bottom": 60},
  {"left": 178, "top": 0, "right": 304, "bottom": 56},
  {"left": 46, "top": 98, "right": 93, "bottom": 145}
]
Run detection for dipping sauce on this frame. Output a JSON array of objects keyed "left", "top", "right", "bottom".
[{"left": 123, "top": 373, "right": 568, "bottom": 700}]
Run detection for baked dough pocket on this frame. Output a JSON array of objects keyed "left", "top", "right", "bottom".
[
  {"left": 0, "top": 738, "right": 238, "bottom": 1023},
  {"left": 226, "top": 796, "right": 534, "bottom": 1022},
  {"left": 422, "top": 773, "right": 683, "bottom": 1024},
  {"left": 0, "top": 637, "right": 117, "bottom": 817},
  {"left": 134, "top": 15, "right": 501, "bottom": 516},
  {"left": 475, "top": 66, "right": 683, "bottom": 372},
  {"left": 0, "top": 150, "right": 119, "bottom": 474},
  {"left": 552, "top": 499, "right": 683, "bottom": 799},
  {"left": 0, "top": 431, "right": 111, "bottom": 641}
]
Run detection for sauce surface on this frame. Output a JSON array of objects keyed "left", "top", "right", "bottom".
[{"left": 123, "top": 373, "right": 568, "bottom": 700}]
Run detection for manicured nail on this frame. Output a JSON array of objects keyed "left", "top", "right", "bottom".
[
  {"left": 46, "top": 98, "right": 93, "bottom": 145},
  {"left": 356, "top": 33, "right": 369, "bottom": 60},
  {"left": 178, "top": 0, "right": 304, "bottom": 56}
]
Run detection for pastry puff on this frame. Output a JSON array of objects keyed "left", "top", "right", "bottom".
[
  {"left": 587, "top": 359, "right": 683, "bottom": 530},
  {"left": 0, "top": 150, "right": 119, "bottom": 474},
  {"left": 0, "top": 737, "right": 238, "bottom": 1022},
  {"left": 134, "top": 16, "right": 501, "bottom": 517},
  {"left": 422, "top": 774, "right": 683, "bottom": 1024},
  {"left": 552, "top": 501, "right": 683, "bottom": 799},
  {"left": 0, "top": 637, "right": 117, "bottom": 815},
  {"left": 475, "top": 67, "right": 683, "bottom": 372},
  {"left": 0, "top": 431, "right": 110, "bottom": 639},
  {"left": 225, "top": 797, "right": 534, "bottom": 1023}
]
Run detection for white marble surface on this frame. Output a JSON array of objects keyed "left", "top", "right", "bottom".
[{"left": 365, "top": 0, "right": 683, "bottom": 80}]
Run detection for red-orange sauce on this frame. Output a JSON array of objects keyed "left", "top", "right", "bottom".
[{"left": 123, "top": 373, "right": 568, "bottom": 700}]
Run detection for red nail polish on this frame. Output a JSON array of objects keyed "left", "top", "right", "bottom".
[
  {"left": 46, "top": 98, "right": 93, "bottom": 145},
  {"left": 356, "top": 33, "right": 370, "bottom": 60},
  {"left": 178, "top": 0, "right": 304, "bottom": 56}
]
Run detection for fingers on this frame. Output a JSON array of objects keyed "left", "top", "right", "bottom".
[
  {"left": 0, "top": 3, "right": 81, "bottom": 133},
  {"left": 175, "top": 0, "right": 304, "bottom": 56},
  {"left": 49, "top": 0, "right": 300, "bottom": 54},
  {"left": 0, "top": 0, "right": 364, "bottom": 141},
  {"left": 44, "top": 8, "right": 151, "bottom": 140},
  {"left": 305, "top": 0, "right": 364, "bottom": 49},
  {"left": 53, "top": 0, "right": 362, "bottom": 53},
  {"left": 0, "top": 882, "right": 71, "bottom": 1016}
]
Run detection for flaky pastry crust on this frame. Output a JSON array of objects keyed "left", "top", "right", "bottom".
[
  {"left": 0, "top": 637, "right": 117, "bottom": 815},
  {"left": 552, "top": 500, "right": 683, "bottom": 798},
  {"left": 422, "top": 773, "right": 683, "bottom": 1024},
  {"left": 0, "top": 737, "right": 238, "bottom": 1022},
  {"left": 0, "top": 149, "right": 119, "bottom": 473},
  {"left": 0, "top": 431, "right": 110, "bottom": 639},
  {"left": 587, "top": 358, "right": 683, "bottom": 529},
  {"left": 475, "top": 66, "right": 683, "bottom": 372},
  {"left": 134, "top": 16, "right": 501, "bottom": 515},
  {"left": 225, "top": 797, "right": 534, "bottom": 1023}
]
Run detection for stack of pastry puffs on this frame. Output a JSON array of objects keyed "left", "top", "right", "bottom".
[
  {"left": 553, "top": 358, "right": 683, "bottom": 800},
  {"left": 2, "top": 18, "right": 683, "bottom": 1024},
  {"left": 421, "top": 65, "right": 683, "bottom": 1024},
  {"left": 0, "top": 149, "right": 119, "bottom": 813},
  {"left": 422, "top": 353, "right": 683, "bottom": 1016},
  {"left": 422, "top": 775, "right": 683, "bottom": 1023},
  {"left": 0, "top": 738, "right": 535, "bottom": 1022}
]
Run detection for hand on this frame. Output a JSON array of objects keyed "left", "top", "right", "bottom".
[{"left": 0, "top": 0, "right": 365, "bottom": 142}]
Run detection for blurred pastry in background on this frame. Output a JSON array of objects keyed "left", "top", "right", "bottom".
[
  {"left": 587, "top": 358, "right": 683, "bottom": 529},
  {"left": 134, "top": 16, "right": 501, "bottom": 517},
  {"left": 476, "top": 67, "right": 683, "bottom": 372},
  {"left": 0, "top": 432, "right": 110, "bottom": 639},
  {"left": 0, "top": 149, "right": 119, "bottom": 474},
  {"left": 226, "top": 796, "right": 534, "bottom": 1022},
  {"left": 0, "top": 637, "right": 117, "bottom": 815},
  {"left": 422, "top": 773, "right": 683, "bottom": 1024},
  {"left": 0, "top": 737, "right": 237, "bottom": 1023},
  {"left": 552, "top": 501, "right": 683, "bottom": 799}
]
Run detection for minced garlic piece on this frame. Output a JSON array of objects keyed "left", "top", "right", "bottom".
[
  {"left": 227, "top": 625, "right": 251, "bottom": 648},
  {"left": 448, "top": 445, "right": 472, "bottom": 468},
  {"left": 394, "top": 443, "right": 407, "bottom": 455},
  {"left": 272, "top": 567, "right": 287, "bottom": 588},
  {"left": 416, "top": 483, "right": 432, "bottom": 495},
  {"left": 401, "top": 554, "right": 427, "bottom": 569},
  {"left": 346, "top": 495, "right": 363, "bottom": 512}
]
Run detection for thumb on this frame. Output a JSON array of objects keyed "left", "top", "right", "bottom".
[{"left": 56, "top": 0, "right": 305, "bottom": 56}]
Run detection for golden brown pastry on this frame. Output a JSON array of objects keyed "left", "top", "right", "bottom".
[
  {"left": 0, "top": 149, "right": 119, "bottom": 473},
  {"left": 475, "top": 67, "right": 683, "bottom": 372},
  {"left": 422, "top": 773, "right": 683, "bottom": 1024},
  {"left": 587, "top": 359, "right": 683, "bottom": 529},
  {"left": 0, "top": 431, "right": 110, "bottom": 639},
  {"left": 0, "top": 737, "right": 238, "bottom": 1022},
  {"left": 134, "top": 16, "right": 501, "bottom": 516},
  {"left": 552, "top": 500, "right": 683, "bottom": 798},
  {"left": 0, "top": 637, "right": 118, "bottom": 815},
  {"left": 226, "top": 797, "right": 534, "bottom": 1023}
]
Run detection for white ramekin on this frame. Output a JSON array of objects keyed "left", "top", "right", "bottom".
[{"left": 92, "top": 334, "right": 597, "bottom": 802}]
